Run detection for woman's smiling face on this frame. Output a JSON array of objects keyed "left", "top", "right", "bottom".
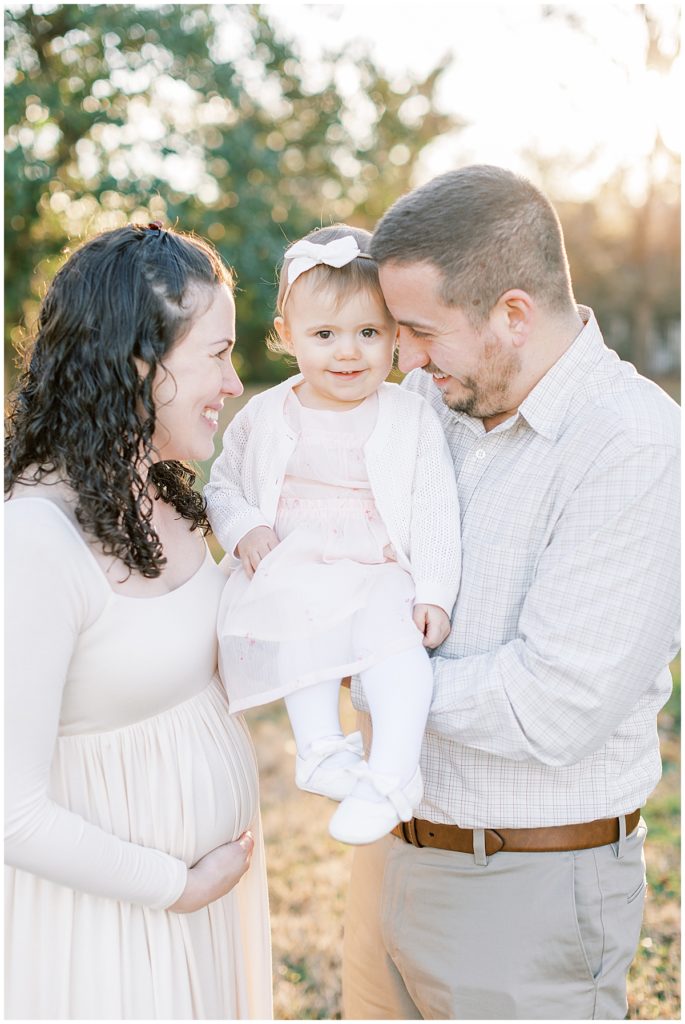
[{"left": 151, "top": 283, "right": 243, "bottom": 462}]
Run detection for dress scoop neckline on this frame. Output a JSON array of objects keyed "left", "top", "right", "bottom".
[{"left": 10, "top": 495, "right": 212, "bottom": 602}]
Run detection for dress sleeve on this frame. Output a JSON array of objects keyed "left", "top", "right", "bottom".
[
  {"left": 204, "top": 403, "right": 271, "bottom": 559},
  {"left": 4, "top": 500, "right": 188, "bottom": 910}
]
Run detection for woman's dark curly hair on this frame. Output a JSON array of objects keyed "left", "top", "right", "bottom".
[{"left": 5, "top": 223, "right": 235, "bottom": 578}]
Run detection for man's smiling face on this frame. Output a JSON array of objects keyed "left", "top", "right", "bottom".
[{"left": 378, "top": 260, "right": 521, "bottom": 420}]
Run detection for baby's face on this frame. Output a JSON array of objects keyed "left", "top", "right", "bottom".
[{"left": 275, "top": 280, "right": 397, "bottom": 411}]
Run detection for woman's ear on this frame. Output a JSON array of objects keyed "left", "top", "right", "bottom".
[
  {"left": 134, "top": 356, "right": 150, "bottom": 379},
  {"left": 274, "top": 316, "right": 292, "bottom": 352}
]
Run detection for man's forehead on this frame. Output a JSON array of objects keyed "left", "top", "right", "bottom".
[
  {"left": 378, "top": 260, "right": 447, "bottom": 322},
  {"left": 379, "top": 259, "right": 442, "bottom": 283}
]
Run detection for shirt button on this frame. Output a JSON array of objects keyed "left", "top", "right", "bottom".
[{"left": 475, "top": 449, "right": 486, "bottom": 459}]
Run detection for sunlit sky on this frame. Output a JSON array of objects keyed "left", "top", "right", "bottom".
[{"left": 259, "top": 2, "right": 681, "bottom": 202}]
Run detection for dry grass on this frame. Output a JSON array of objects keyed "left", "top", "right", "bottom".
[
  {"left": 246, "top": 694, "right": 356, "bottom": 1020},
  {"left": 247, "top": 674, "right": 680, "bottom": 1020},
  {"left": 627, "top": 673, "right": 681, "bottom": 1020}
]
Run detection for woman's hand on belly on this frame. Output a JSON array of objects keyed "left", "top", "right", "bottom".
[{"left": 168, "top": 830, "right": 254, "bottom": 913}]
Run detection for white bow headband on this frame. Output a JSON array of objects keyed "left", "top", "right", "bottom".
[{"left": 281, "top": 235, "right": 374, "bottom": 309}]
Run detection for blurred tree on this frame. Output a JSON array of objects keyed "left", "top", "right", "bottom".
[
  {"left": 626, "top": 7, "right": 681, "bottom": 378},
  {"left": 4, "top": 3, "right": 458, "bottom": 384},
  {"left": 553, "top": 174, "right": 680, "bottom": 378},
  {"left": 534, "top": 4, "right": 680, "bottom": 380}
]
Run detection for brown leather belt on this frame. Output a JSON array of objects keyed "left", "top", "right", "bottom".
[{"left": 391, "top": 809, "right": 641, "bottom": 855}]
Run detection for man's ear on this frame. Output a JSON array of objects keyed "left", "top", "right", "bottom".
[
  {"left": 274, "top": 316, "right": 293, "bottom": 351},
  {"left": 492, "top": 290, "right": 533, "bottom": 348}
]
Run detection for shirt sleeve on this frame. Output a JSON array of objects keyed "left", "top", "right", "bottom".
[
  {"left": 4, "top": 500, "right": 188, "bottom": 909},
  {"left": 204, "top": 404, "right": 270, "bottom": 560},
  {"left": 425, "top": 444, "right": 680, "bottom": 766}
]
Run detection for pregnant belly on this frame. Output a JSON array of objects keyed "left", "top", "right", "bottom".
[{"left": 52, "top": 677, "right": 259, "bottom": 865}]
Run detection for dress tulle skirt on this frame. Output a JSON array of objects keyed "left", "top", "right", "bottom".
[
  {"left": 219, "top": 495, "right": 424, "bottom": 712},
  {"left": 4, "top": 678, "right": 272, "bottom": 1020}
]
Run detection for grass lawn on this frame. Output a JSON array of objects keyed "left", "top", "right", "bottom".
[{"left": 247, "top": 662, "right": 680, "bottom": 1020}]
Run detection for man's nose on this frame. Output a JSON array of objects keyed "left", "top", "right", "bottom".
[{"left": 397, "top": 329, "right": 429, "bottom": 373}]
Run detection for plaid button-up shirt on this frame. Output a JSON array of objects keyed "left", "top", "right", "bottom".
[{"left": 353, "top": 307, "right": 680, "bottom": 827}]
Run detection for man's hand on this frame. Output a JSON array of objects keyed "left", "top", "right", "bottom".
[
  {"left": 413, "top": 603, "right": 451, "bottom": 649},
  {"left": 236, "top": 526, "right": 280, "bottom": 578}
]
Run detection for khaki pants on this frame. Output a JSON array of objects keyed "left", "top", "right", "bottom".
[{"left": 342, "top": 820, "right": 647, "bottom": 1020}]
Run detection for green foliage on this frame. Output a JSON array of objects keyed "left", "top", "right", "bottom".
[
  {"left": 4, "top": 3, "right": 458, "bottom": 384},
  {"left": 662, "top": 655, "right": 680, "bottom": 731},
  {"left": 646, "top": 791, "right": 680, "bottom": 854}
]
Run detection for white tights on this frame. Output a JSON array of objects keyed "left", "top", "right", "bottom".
[{"left": 284, "top": 645, "right": 433, "bottom": 794}]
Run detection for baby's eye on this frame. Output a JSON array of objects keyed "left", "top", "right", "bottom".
[
  {"left": 360, "top": 328, "right": 378, "bottom": 339},
  {"left": 316, "top": 330, "right": 333, "bottom": 340},
  {"left": 213, "top": 347, "right": 230, "bottom": 359}
]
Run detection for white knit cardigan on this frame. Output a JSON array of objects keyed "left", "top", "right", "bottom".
[{"left": 205, "top": 375, "right": 461, "bottom": 615}]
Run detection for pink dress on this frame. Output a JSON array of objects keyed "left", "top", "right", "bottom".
[{"left": 218, "top": 390, "right": 423, "bottom": 712}]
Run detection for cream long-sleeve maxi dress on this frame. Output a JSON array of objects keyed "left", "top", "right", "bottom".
[{"left": 4, "top": 497, "right": 272, "bottom": 1020}]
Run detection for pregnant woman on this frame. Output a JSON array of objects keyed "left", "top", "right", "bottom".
[{"left": 4, "top": 224, "right": 272, "bottom": 1019}]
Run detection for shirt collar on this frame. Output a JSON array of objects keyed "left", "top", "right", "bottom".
[{"left": 517, "top": 305, "right": 606, "bottom": 441}]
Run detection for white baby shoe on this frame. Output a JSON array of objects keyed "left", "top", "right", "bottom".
[
  {"left": 295, "top": 732, "right": 364, "bottom": 801},
  {"left": 328, "top": 763, "right": 423, "bottom": 845}
]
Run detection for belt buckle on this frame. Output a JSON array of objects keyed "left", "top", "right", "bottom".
[{"left": 400, "top": 819, "right": 424, "bottom": 848}]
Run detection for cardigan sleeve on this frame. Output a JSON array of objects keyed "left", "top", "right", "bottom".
[
  {"left": 409, "top": 401, "right": 462, "bottom": 615},
  {"left": 4, "top": 499, "right": 188, "bottom": 910},
  {"left": 204, "top": 401, "right": 272, "bottom": 560}
]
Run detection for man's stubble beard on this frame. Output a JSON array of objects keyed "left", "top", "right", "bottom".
[{"left": 431, "top": 339, "right": 522, "bottom": 420}]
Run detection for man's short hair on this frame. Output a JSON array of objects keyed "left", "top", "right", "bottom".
[{"left": 370, "top": 165, "right": 576, "bottom": 325}]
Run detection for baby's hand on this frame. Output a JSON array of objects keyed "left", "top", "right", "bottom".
[
  {"left": 413, "top": 603, "right": 451, "bottom": 649},
  {"left": 236, "top": 526, "right": 280, "bottom": 578}
]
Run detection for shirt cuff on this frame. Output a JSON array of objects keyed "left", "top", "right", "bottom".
[{"left": 350, "top": 675, "right": 370, "bottom": 713}]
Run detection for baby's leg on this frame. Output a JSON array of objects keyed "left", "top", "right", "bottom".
[
  {"left": 329, "top": 645, "right": 432, "bottom": 842},
  {"left": 354, "top": 646, "right": 433, "bottom": 802},
  {"left": 285, "top": 679, "right": 346, "bottom": 758},
  {"left": 285, "top": 681, "right": 363, "bottom": 800}
]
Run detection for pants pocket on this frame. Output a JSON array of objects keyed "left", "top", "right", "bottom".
[
  {"left": 572, "top": 824, "right": 648, "bottom": 995},
  {"left": 572, "top": 849, "right": 605, "bottom": 981},
  {"left": 627, "top": 876, "right": 647, "bottom": 903}
]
